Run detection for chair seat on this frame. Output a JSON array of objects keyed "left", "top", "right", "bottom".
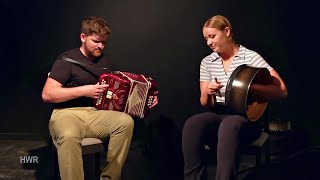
[
  {"left": 52, "top": 138, "right": 105, "bottom": 154},
  {"left": 51, "top": 137, "right": 105, "bottom": 178},
  {"left": 250, "top": 132, "right": 269, "bottom": 147},
  {"left": 81, "top": 138, "right": 103, "bottom": 146}
]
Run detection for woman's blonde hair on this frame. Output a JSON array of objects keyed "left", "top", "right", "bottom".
[{"left": 203, "top": 15, "right": 234, "bottom": 42}]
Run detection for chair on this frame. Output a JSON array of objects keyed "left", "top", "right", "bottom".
[
  {"left": 238, "top": 130, "right": 270, "bottom": 171},
  {"left": 52, "top": 138, "right": 105, "bottom": 179},
  {"left": 204, "top": 114, "right": 271, "bottom": 179}
]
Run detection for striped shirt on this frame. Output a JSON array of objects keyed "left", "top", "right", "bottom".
[{"left": 200, "top": 45, "right": 273, "bottom": 103}]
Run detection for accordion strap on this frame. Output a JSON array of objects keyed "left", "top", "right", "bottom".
[
  {"left": 64, "top": 57, "right": 109, "bottom": 71},
  {"left": 63, "top": 57, "right": 113, "bottom": 78}
]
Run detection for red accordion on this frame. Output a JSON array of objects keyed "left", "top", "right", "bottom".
[{"left": 94, "top": 71, "right": 157, "bottom": 118}]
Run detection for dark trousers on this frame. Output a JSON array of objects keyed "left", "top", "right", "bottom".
[{"left": 182, "top": 110, "right": 261, "bottom": 180}]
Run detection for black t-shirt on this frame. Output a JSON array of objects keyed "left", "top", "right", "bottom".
[{"left": 49, "top": 48, "right": 114, "bottom": 109}]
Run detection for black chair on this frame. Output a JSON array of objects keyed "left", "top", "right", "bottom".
[
  {"left": 52, "top": 138, "right": 105, "bottom": 179},
  {"left": 204, "top": 113, "right": 271, "bottom": 179}
]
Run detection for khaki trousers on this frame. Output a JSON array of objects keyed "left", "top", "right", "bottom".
[{"left": 49, "top": 107, "right": 134, "bottom": 180}]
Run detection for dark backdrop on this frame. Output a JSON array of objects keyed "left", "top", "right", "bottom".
[{"left": 1, "top": 0, "right": 319, "bottom": 145}]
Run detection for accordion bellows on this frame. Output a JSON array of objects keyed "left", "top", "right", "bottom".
[{"left": 94, "top": 71, "right": 157, "bottom": 118}]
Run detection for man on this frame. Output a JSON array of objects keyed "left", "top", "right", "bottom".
[{"left": 42, "top": 16, "right": 158, "bottom": 180}]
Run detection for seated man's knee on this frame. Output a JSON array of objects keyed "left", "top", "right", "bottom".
[
  {"left": 56, "top": 129, "right": 82, "bottom": 145},
  {"left": 121, "top": 113, "right": 134, "bottom": 131}
]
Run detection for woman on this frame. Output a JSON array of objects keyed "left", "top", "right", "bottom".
[{"left": 182, "top": 15, "right": 287, "bottom": 180}]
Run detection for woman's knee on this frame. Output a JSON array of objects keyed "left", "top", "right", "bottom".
[
  {"left": 183, "top": 112, "right": 219, "bottom": 136},
  {"left": 221, "top": 115, "right": 247, "bottom": 128}
]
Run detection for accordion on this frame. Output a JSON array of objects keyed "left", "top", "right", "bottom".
[{"left": 94, "top": 71, "right": 157, "bottom": 118}]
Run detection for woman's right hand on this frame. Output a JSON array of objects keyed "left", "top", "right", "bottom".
[
  {"left": 200, "top": 81, "right": 223, "bottom": 107},
  {"left": 207, "top": 81, "right": 223, "bottom": 96}
]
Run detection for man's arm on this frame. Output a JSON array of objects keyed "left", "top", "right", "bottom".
[{"left": 42, "top": 77, "right": 108, "bottom": 103}]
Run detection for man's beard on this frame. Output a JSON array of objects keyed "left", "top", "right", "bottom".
[{"left": 91, "top": 49, "right": 102, "bottom": 57}]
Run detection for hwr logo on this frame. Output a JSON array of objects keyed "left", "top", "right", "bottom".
[{"left": 20, "top": 156, "right": 38, "bottom": 163}]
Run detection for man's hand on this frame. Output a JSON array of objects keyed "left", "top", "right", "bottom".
[
  {"left": 149, "top": 91, "right": 159, "bottom": 108},
  {"left": 83, "top": 83, "right": 109, "bottom": 99}
]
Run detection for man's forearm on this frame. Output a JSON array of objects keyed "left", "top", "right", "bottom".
[{"left": 42, "top": 86, "right": 85, "bottom": 103}]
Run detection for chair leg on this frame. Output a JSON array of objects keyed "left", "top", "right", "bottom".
[
  {"left": 95, "top": 152, "right": 101, "bottom": 179},
  {"left": 235, "top": 168, "right": 239, "bottom": 180},
  {"left": 52, "top": 146, "right": 59, "bottom": 179},
  {"left": 265, "top": 139, "right": 271, "bottom": 164},
  {"left": 256, "top": 149, "right": 262, "bottom": 167}
]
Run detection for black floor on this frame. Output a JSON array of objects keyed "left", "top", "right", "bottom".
[
  {"left": 1, "top": 138, "right": 320, "bottom": 180},
  {"left": 1, "top": 124, "right": 320, "bottom": 180}
]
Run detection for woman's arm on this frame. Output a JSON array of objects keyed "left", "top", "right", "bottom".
[
  {"left": 249, "top": 69, "right": 288, "bottom": 100},
  {"left": 200, "top": 81, "right": 223, "bottom": 107},
  {"left": 200, "top": 81, "right": 215, "bottom": 107}
]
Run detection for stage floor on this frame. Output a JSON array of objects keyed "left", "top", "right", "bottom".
[{"left": 0, "top": 137, "right": 319, "bottom": 180}]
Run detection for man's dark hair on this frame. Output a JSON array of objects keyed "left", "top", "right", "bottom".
[{"left": 81, "top": 16, "right": 111, "bottom": 38}]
